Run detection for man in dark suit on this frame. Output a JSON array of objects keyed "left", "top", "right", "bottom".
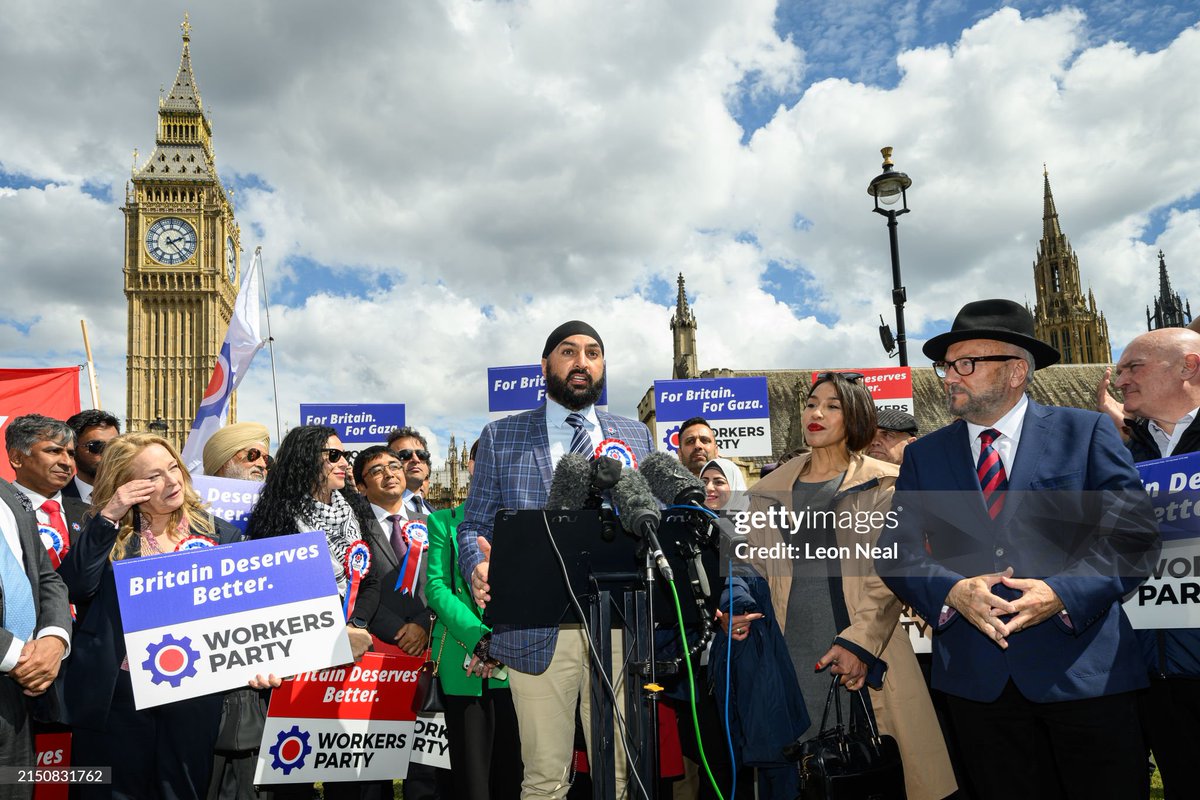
[
  {"left": 5, "top": 415, "right": 88, "bottom": 569},
  {"left": 1113, "top": 327, "right": 1200, "bottom": 799},
  {"left": 0, "top": 476, "right": 71, "bottom": 786},
  {"left": 62, "top": 410, "right": 121, "bottom": 504},
  {"left": 877, "top": 299, "right": 1161, "bottom": 800},
  {"left": 459, "top": 320, "right": 655, "bottom": 799}
]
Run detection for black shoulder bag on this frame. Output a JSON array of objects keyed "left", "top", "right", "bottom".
[{"left": 783, "top": 674, "right": 906, "bottom": 799}]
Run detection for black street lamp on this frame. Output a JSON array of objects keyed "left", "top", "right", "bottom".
[
  {"left": 149, "top": 415, "right": 168, "bottom": 437},
  {"left": 867, "top": 146, "right": 913, "bottom": 367}
]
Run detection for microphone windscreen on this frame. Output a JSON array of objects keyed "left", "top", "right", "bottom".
[
  {"left": 546, "top": 454, "right": 593, "bottom": 510},
  {"left": 590, "top": 455, "right": 623, "bottom": 491},
  {"left": 641, "top": 451, "right": 706, "bottom": 506},
  {"left": 611, "top": 470, "right": 660, "bottom": 535}
]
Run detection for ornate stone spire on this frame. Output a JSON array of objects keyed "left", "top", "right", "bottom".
[
  {"left": 1042, "top": 164, "right": 1062, "bottom": 245},
  {"left": 1146, "top": 250, "right": 1192, "bottom": 330},
  {"left": 163, "top": 13, "right": 203, "bottom": 113},
  {"left": 670, "top": 273, "right": 698, "bottom": 379}
]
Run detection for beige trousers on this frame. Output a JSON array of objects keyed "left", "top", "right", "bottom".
[{"left": 507, "top": 625, "right": 629, "bottom": 799}]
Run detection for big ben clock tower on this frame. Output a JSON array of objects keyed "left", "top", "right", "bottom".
[{"left": 124, "top": 14, "right": 240, "bottom": 448}]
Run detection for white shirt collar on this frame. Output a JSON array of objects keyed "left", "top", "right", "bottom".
[
  {"left": 1149, "top": 406, "right": 1199, "bottom": 457},
  {"left": 13, "top": 482, "right": 59, "bottom": 510},
  {"left": 545, "top": 397, "right": 598, "bottom": 430},
  {"left": 965, "top": 393, "right": 1028, "bottom": 444},
  {"left": 370, "top": 500, "right": 406, "bottom": 524}
]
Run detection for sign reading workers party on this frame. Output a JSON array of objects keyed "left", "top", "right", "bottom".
[
  {"left": 810, "top": 367, "right": 913, "bottom": 415},
  {"left": 114, "top": 532, "right": 353, "bottom": 709},
  {"left": 655, "top": 377, "right": 771, "bottom": 458},
  {"left": 299, "top": 404, "right": 406, "bottom": 445},
  {"left": 1123, "top": 451, "right": 1200, "bottom": 630},
  {"left": 254, "top": 653, "right": 422, "bottom": 784},
  {"left": 192, "top": 475, "right": 262, "bottom": 533},
  {"left": 488, "top": 364, "right": 608, "bottom": 420}
]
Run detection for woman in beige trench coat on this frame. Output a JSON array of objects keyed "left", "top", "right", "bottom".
[{"left": 740, "top": 372, "right": 956, "bottom": 800}]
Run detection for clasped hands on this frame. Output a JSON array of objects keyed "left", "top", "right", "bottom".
[
  {"left": 946, "top": 566, "right": 1064, "bottom": 649},
  {"left": 11, "top": 636, "right": 67, "bottom": 696}
]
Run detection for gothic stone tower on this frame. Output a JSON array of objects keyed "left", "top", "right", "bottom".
[
  {"left": 671, "top": 273, "right": 698, "bottom": 379},
  {"left": 1031, "top": 168, "right": 1111, "bottom": 364},
  {"left": 124, "top": 15, "right": 240, "bottom": 448},
  {"left": 1147, "top": 250, "right": 1192, "bottom": 330}
]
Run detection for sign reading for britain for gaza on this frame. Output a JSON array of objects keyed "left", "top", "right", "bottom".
[
  {"left": 113, "top": 531, "right": 353, "bottom": 710},
  {"left": 253, "top": 652, "right": 422, "bottom": 784},
  {"left": 655, "top": 376, "right": 771, "bottom": 458},
  {"left": 191, "top": 475, "right": 262, "bottom": 533},
  {"left": 1123, "top": 451, "right": 1200, "bottom": 630},
  {"left": 809, "top": 367, "right": 914, "bottom": 415},
  {"left": 299, "top": 404, "right": 406, "bottom": 445},
  {"left": 487, "top": 364, "right": 608, "bottom": 420}
]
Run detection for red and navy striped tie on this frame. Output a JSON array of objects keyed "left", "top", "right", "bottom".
[{"left": 977, "top": 428, "right": 1007, "bottom": 518}]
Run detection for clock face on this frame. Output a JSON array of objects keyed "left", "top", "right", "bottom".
[
  {"left": 145, "top": 217, "right": 197, "bottom": 265},
  {"left": 225, "top": 236, "right": 237, "bottom": 283}
]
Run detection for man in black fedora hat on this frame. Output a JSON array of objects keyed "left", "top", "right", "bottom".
[{"left": 877, "top": 298, "right": 1161, "bottom": 799}]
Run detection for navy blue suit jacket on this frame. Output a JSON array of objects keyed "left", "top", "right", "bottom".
[
  {"left": 877, "top": 399, "right": 1160, "bottom": 703},
  {"left": 457, "top": 404, "right": 654, "bottom": 674}
]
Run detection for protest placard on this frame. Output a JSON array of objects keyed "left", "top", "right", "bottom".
[
  {"left": 488, "top": 364, "right": 608, "bottom": 420},
  {"left": 114, "top": 531, "right": 353, "bottom": 709},
  {"left": 254, "top": 653, "right": 422, "bottom": 784},
  {"left": 655, "top": 376, "right": 771, "bottom": 457},
  {"left": 1123, "top": 451, "right": 1200, "bottom": 629},
  {"left": 192, "top": 475, "right": 262, "bottom": 533},
  {"left": 299, "top": 404, "right": 406, "bottom": 444}
]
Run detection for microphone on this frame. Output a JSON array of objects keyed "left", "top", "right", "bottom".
[
  {"left": 546, "top": 454, "right": 593, "bottom": 510},
  {"left": 641, "top": 452, "right": 707, "bottom": 508},
  {"left": 611, "top": 470, "right": 673, "bottom": 580},
  {"left": 589, "top": 454, "right": 622, "bottom": 492}
]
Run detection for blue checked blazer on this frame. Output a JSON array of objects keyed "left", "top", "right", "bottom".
[{"left": 457, "top": 404, "right": 654, "bottom": 674}]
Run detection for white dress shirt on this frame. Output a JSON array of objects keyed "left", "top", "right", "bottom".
[
  {"left": 1149, "top": 407, "right": 1199, "bottom": 457},
  {"left": 0, "top": 496, "right": 71, "bottom": 671},
  {"left": 544, "top": 397, "right": 601, "bottom": 469}
]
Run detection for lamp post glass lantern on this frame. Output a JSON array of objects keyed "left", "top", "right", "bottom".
[{"left": 868, "top": 146, "right": 912, "bottom": 367}]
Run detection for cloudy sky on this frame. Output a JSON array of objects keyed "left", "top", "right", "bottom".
[{"left": 2, "top": 0, "right": 1198, "bottom": 463}]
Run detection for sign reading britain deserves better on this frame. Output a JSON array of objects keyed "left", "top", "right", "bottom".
[
  {"left": 299, "top": 404, "right": 406, "bottom": 445},
  {"left": 655, "top": 377, "right": 771, "bottom": 458},
  {"left": 488, "top": 364, "right": 608, "bottom": 420},
  {"left": 191, "top": 475, "right": 262, "bottom": 533},
  {"left": 114, "top": 531, "right": 353, "bottom": 709},
  {"left": 254, "top": 652, "right": 422, "bottom": 784}
]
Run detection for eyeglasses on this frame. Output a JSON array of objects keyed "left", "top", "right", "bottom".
[
  {"left": 323, "top": 448, "right": 356, "bottom": 464},
  {"left": 813, "top": 371, "right": 864, "bottom": 384},
  {"left": 83, "top": 440, "right": 107, "bottom": 455},
  {"left": 933, "top": 355, "right": 1021, "bottom": 378},
  {"left": 365, "top": 462, "right": 405, "bottom": 480},
  {"left": 395, "top": 448, "right": 431, "bottom": 463},
  {"left": 239, "top": 448, "right": 267, "bottom": 464}
]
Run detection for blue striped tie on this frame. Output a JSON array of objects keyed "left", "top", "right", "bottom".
[
  {"left": 566, "top": 412, "right": 594, "bottom": 459},
  {"left": 0, "top": 540, "right": 36, "bottom": 642}
]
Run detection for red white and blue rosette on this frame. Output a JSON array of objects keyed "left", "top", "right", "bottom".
[
  {"left": 175, "top": 534, "right": 217, "bottom": 551},
  {"left": 594, "top": 438, "right": 637, "bottom": 470},
  {"left": 343, "top": 539, "right": 371, "bottom": 618},
  {"left": 38, "top": 524, "right": 68, "bottom": 569},
  {"left": 394, "top": 520, "right": 429, "bottom": 597}
]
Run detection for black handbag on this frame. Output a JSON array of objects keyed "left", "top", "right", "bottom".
[
  {"left": 784, "top": 675, "right": 906, "bottom": 800},
  {"left": 412, "top": 627, "right": 448, "bottom": 714}
]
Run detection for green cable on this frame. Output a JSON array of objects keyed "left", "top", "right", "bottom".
[{"left": 665, "top": 576, "right": 726, "bottom": 800}]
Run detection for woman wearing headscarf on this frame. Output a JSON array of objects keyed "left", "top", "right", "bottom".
[
  {"left": 60, "top": 432, "right": 242, "bottom": 799},
  {"left": 741, "top": 373, "right": 956, "bottom": 800}
]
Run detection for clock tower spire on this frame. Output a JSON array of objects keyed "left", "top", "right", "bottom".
[{"left": 123, "top": 14, "right": 241, "bottom": 448}]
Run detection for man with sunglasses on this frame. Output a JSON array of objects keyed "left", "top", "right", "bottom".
[
  {"left": 386, "top": 427, "right": 436, "bottom": 516},
  {"left": 202, "top": 422, "right": 271, "bottom": 482},
  {"left": 458, "top": 320, "right": 654, "bottom": 800},
  {"left": 64, "top": 409, "right": 121, "bottom": 503},
  {"left": 877, "top": 299, "right": 1161, "bottom": 800}
]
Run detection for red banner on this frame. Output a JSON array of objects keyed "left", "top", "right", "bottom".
[{"left": 0, "top": 368, "right": 82, "bottom": 482}]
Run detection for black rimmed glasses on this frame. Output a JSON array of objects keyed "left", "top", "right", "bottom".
[
  {"left": 323, "top": 448, "right": 357, "bottom": 464},
  {"left": 240, "top": 448, "right": 267, "bottom": 464},
  {"left": 83, "top": 440, "right": 107, "bottom": 455},
  {"left": 933, "top": 355, "right": 1021, "bottom": 378}
]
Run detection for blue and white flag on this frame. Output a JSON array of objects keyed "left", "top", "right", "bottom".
[{"left": 180, "top": 248, "right": 266, "bottom": 473}]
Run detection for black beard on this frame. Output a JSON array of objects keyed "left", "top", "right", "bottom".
[{"left": 546, "top": 369, "right": 605, "bottom": 411}]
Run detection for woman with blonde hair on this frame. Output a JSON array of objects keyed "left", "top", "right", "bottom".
[{"left": 59, "top": 432, "right": 241, "bottom": 799}]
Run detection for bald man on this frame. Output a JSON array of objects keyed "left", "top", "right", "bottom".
[{"left": 1112, "top": 327, "right": 1200, "bottom": 799}]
